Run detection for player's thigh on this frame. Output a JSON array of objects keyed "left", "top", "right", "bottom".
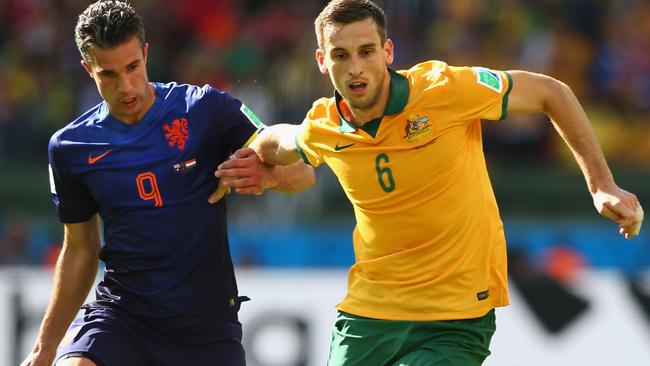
[
  {"left": 327, "top": 312, "right": 405, "bottom": 366},
  {"left": 329, "top": 310, "right": 496, "bottom": 366},
  {"left": 56, "top": 356, "right": 97, "bottom": 366},
  {"left": 391, "top": 346, "right": 485, "bottom": 366},
  {"left": 55, "top": 311, "right": 150, "bottom": 366},
  {"left": 148, "top": 321, "right": 245, "bottom": 366},
  {"left": 392, "top": 310, "right": 497, "bottom": 366}
]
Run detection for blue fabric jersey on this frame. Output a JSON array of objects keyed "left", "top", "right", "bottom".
[{"left": 47, "top": 82, "right": 262, "bottom": 343}]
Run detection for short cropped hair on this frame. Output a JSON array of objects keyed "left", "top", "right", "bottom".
[
  {"left": 314, "top": 0, "right": 387, "bottom": 49},
  {"left": 74, "top": 1, "right": 145, "bottom": 61}
]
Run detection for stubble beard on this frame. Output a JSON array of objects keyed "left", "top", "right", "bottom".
[{"left": 346, "top": 72, "right": 385, "bottom": 111}]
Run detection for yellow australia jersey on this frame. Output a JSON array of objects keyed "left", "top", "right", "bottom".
[{"left": 296, "top": 60, "right": 513, "bottom": 321}]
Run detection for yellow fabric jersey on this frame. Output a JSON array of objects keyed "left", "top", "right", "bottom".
[{"left": 296, "top": 60, "right": 513, "bottom": 321}]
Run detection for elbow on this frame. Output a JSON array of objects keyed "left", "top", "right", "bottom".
[{"left": 542, "top": 76, "right": 574, "bottom": 114}]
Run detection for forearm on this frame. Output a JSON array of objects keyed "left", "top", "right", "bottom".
[
  {"left": 507, "top": 71, "right": 641, "bottom": 237},
  {"left": 266, "top": 161, "right": 316, "bottom": 193},
  {"left": 544, "top": 81, "right": 614, "bottom": 193},
  {"left": 32, "top": 222, "right": 100, "bottom": 357}
]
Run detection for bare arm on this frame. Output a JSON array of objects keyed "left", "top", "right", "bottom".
[
  {"left": 212, "top": 146, "right": 315, "bottom": 199},
  {"left": 249, "top": 124, "right": 303, "bottom": 166},
  {"left": 21, "top": 215, "right": 102, "bottom": 366},
  {"left": 507, "top": 70, "right": 641, "bottom": 238},
  {"left": 209, "top": 124, "right": 314, "bottom": 201}
]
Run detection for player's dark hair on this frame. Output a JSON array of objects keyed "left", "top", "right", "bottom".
[
  {"left": 75, "top": 1, "right": 145, "bottom": 62},
  {"left": 315, "top": 0, "right": 387, "bottom": 49}
]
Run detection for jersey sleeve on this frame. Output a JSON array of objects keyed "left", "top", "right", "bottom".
[
  {"left": 48, "top": 134, "right": 98, "bottom": 223},
  {"left": 204, "top": 85, "right": 267, "bottom": 152},
  {"left": 444, "top": 66, "right": 513, "bottom": 122},
  {"left": 295, "top": 99, "right": 330, "bottom": 168}
]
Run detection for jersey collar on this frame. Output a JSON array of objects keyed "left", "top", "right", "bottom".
[{"left": 335, "top": 68, "right": 409, "bottom": 137}]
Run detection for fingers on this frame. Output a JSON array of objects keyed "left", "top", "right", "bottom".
[
  {"left": 603, "top": 202, "right": 636, "bottom": 240},
  {"left": 232, "top": 186, "right": 264, "bottom": 195},
  {"left": 593, "top": 188, "right": 642, "bottom": 240},
  {"left": 216, "top": 167, "right": 253, "bottom": 178},
  {"left": 212, "top": 149, "right": 267, "bottom": 196},
  {"left": 207, "top": 176, "right": 263, "bottom": 202},
  {"left": 217, "top": 157, "right": 253, "bottom": 172},
  {"left": 599, "top": 203, "right": 622, "bottom": 223},
  {"left": 216, "top": 152, "right": 261, "bottom": 176},
  {"left": 215, "top": 164, "right": 264, "bottom": 190},
  {"left": 232, "top": 147, "right": 257, "bottom": 158},
  {"left": 208, "top": 179, "right": 232, "bottom": 204},
  {"left": 225, "top": 176, "right": 263, "bottom": 191}
]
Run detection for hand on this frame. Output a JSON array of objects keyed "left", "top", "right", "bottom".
[
  {"left": 20, "top": 349, "right": 54, "bottom": 366},
  {"left": 592, "top": 185, "right": 643, "bottom": 239},
  {"left": 213, "top": 147, "right": 274, "bottom": 198},
  {"left": 207, "top": 174, "right": 232, "bottom": 204}
]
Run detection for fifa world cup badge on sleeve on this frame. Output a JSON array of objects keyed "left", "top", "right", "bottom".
[{"left": 474, "top": 67, "right": 503, "bottom": 93}]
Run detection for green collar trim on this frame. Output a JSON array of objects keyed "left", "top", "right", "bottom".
[{"left": 335, "top": 69, "right": 409, "bottom": 137}]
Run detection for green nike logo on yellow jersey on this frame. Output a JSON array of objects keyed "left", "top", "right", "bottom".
[{"left": 335, "top": 142, "right": 356, "bottom": 151}]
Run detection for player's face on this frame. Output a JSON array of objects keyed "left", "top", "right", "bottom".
[
  {"left": 82, "top": 36, "right": 155, "bottom": 125},
  {"left": 316, "top": 18, "right": 394, "bottom": 117}
]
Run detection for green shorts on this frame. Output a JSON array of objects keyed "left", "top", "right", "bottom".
[{"left": 327, "top": 309, "right": 496, "bottom": 366}]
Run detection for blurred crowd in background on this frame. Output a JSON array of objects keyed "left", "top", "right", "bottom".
[{"left": 1, "top": 0, "right": 649, "bottom": 266}]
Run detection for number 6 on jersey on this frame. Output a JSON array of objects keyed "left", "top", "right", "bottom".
[{"left": 375, "top": 153, "right": 395, "bottom": 193}]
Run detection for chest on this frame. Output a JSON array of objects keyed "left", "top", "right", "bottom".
[
  {"left": 81, "top": 114, "right": 222, "bottom": 209},
  {"left": 324, "top": 114, "right": 478, "bottom": 203}
]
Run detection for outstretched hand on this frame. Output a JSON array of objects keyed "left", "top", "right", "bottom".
[
  {"left": 19, "top": 350, "right": 53, "bottom": 366},
  {"left": 208, "top": 147, "right": 273, "bottom": 203},
  {"left": 592, "top": 186, "right": 644, "bottom": 239}
]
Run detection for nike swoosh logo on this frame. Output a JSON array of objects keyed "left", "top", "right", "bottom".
[
  {"left": 88, "top": 149, "right": 113, "bottom": 165},
  {"left": 334, "top": 143, "right": 356, "bottom": 151}
]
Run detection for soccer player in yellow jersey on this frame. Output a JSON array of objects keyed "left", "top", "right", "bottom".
[{"left": 217, "top": 0, "right": 644, "bottom": 365}]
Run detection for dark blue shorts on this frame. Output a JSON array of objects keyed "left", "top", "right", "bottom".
[{"left": 54, "top": 306, "right": 245, "bottom": 366}]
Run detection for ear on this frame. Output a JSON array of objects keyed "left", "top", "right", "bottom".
[
  {"left": 384, "top": 38, "right": 394, "bottom": 66},
  {"left": 315, "top": 48, "right": 328, "bottom": 75},
  {"left": 143, "top": 42, "right": 149, "bottom": 62},
  {"left": 81, "top": 59, "right": 94, "bottom": 78}
]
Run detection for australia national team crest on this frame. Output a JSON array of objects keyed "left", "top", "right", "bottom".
[
  {"left": 402, "top": 114, "right": 432, "bottom": 143},
  {"left": 163, "top": 118, "right": 189, "bottom": 150}
]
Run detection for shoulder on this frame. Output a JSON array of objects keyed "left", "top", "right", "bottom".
[
  {"left": 48, "top": 102, "right": 106, "bottom": 169},
  {"left": 400, "top": 60, "right": 496, "bottom": 97},
  {"left": 400, "top": 60, "right": 450, "bottom": 84},
  {"left": 155, "top": 81, "right": 208, "bottom": 102},
  {"left": 401, "top": 60, "right": 484, "bottom": 86},
  {"left": 404, "top": 62, "right": 504, "bottom": 88},
  {"left": 156, "top": 82, "right": 239, "bottom": 110},
  {"left": 50, "top": 102, "right": 106, "bottom": 150}
]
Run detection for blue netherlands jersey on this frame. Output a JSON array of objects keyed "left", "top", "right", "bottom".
[{"left": 47, "top": 82, "right": 263, "bottom": 342}]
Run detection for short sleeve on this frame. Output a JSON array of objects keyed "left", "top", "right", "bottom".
[
  {"left": 204, "top": 86, "right": 267, "bottom": 152},
  {"left": 444, "top": 66, "right": 513, "bottom": 122},
  {"left": 48, "top": 134, "right": 98, "bottom": 223},
  {"left": 295, "top": 101, "right": 330, "bottom": 168}
]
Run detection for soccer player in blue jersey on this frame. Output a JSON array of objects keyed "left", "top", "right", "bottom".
[{"left": 20, "top": 2, "right": 314, "bottom": 366}]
